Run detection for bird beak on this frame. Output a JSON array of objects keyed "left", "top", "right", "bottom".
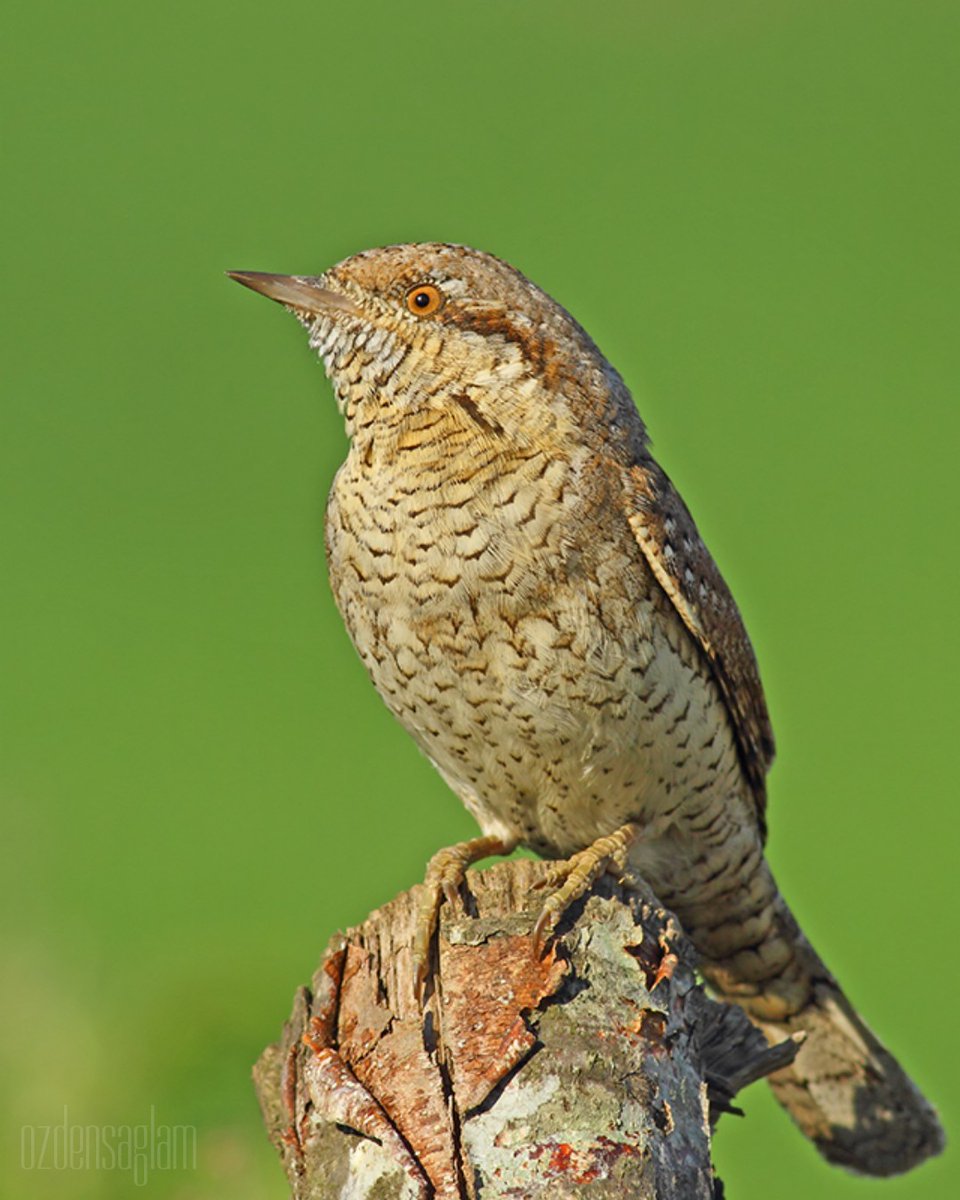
[{"left": 227, "top": 271, "right": 360, "bottom": 318}]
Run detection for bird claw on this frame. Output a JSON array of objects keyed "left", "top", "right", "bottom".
[
  {"left": 651, "top": 928, "right": 680, "bottom": 990},
  {"left": 532, "top": 823, "right": 640, "bottom": 956},
  {"left": 413, "top": 834, "right": 516, "bottom": 1002}
]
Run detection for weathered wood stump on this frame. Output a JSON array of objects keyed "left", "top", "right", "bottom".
[{"left": 254, "top": 859, "right": 798, "bottom": 1199}]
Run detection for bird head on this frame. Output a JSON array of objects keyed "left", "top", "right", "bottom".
[{"left": 229, "top": 243, "right": 638, "bottom": 451}]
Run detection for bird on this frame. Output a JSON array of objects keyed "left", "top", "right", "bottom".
[{"left": 229, "top": 243, "right": 943, "bottom": 1177}]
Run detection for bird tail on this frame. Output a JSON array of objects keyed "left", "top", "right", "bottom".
[{"left": 693, "top": 886, "right": 944, "bottom": 1175}]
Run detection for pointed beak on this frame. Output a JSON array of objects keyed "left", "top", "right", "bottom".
[{"left": 227, "top": 271, "right": 360, "bottom": 318}]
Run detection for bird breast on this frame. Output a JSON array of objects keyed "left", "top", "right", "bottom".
[{"left": 324, "top": 419, "right": 744, "bottom": 859}]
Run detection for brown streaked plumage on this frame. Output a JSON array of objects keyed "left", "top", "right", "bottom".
[
  {"left": 626, "top": 457, "right": 775, "bottom": 825},
  {"left": 230, "top": 243, "right": 943, "bottom": 1176}
]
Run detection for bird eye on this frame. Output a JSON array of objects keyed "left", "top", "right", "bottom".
[{"left": 405, "top": 283, "right": 443, "bottom": 315}]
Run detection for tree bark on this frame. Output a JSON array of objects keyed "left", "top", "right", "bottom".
[{"left": 253, "top": 859, "right": 797, "bottom": 1199}]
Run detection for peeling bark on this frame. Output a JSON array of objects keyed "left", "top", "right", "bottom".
[{"left": 253, "top": 860, "right": 797, "bottom": 1198}]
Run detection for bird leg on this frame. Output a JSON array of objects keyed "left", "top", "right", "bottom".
[
  {"left": 414, "top": 833, "right": 517, "bottom": 998},
  {"left": 533, "top": 822, "right": 640, "bottom": 953}
]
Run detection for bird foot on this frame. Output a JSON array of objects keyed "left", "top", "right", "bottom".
[
  {"left": 532, "top": 822, "right": 640, "bottom": 954},
  {"left": 413, "top": 833, "right": 516, "bottom": 1001}
]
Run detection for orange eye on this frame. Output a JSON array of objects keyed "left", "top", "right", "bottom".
[{"left": 405, "top": 283, "right": 443, "bottom": 316}]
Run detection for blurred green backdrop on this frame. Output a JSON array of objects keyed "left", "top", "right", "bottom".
[{"left": 2, "top": 1, "right": 957, "bottom": 1196}]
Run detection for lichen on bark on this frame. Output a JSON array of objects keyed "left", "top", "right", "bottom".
[{"left": 253, "top": 859, "right": 797, "bottom": 1199}]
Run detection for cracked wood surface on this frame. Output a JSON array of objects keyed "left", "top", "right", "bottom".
[{"left": 253, "top": 860, "right": 797, "bottom": 1199}]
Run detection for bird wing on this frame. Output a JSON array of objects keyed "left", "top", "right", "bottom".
[{"left": 625, "top": 456, "right": 775, "bottom": 832}]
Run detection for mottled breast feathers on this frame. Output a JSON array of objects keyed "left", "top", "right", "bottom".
[{"left": 625, "top": 455, "right": 776, "bottom": 832}]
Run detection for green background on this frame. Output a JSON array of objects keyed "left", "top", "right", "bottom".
[{"left": 2, "top": 2, "right": 957, "bottom": 1196}]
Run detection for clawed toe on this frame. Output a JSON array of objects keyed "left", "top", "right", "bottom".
[
  {"left": 532, "top": 823, "right": 640, "bottom": 955},
  {"left": 412, "top": 834, "right": 516, "bottom": 1001}
]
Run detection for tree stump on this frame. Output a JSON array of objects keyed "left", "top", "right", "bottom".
[{"left": 253, "top": 859, "right": 798, "bottom": 1199}]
